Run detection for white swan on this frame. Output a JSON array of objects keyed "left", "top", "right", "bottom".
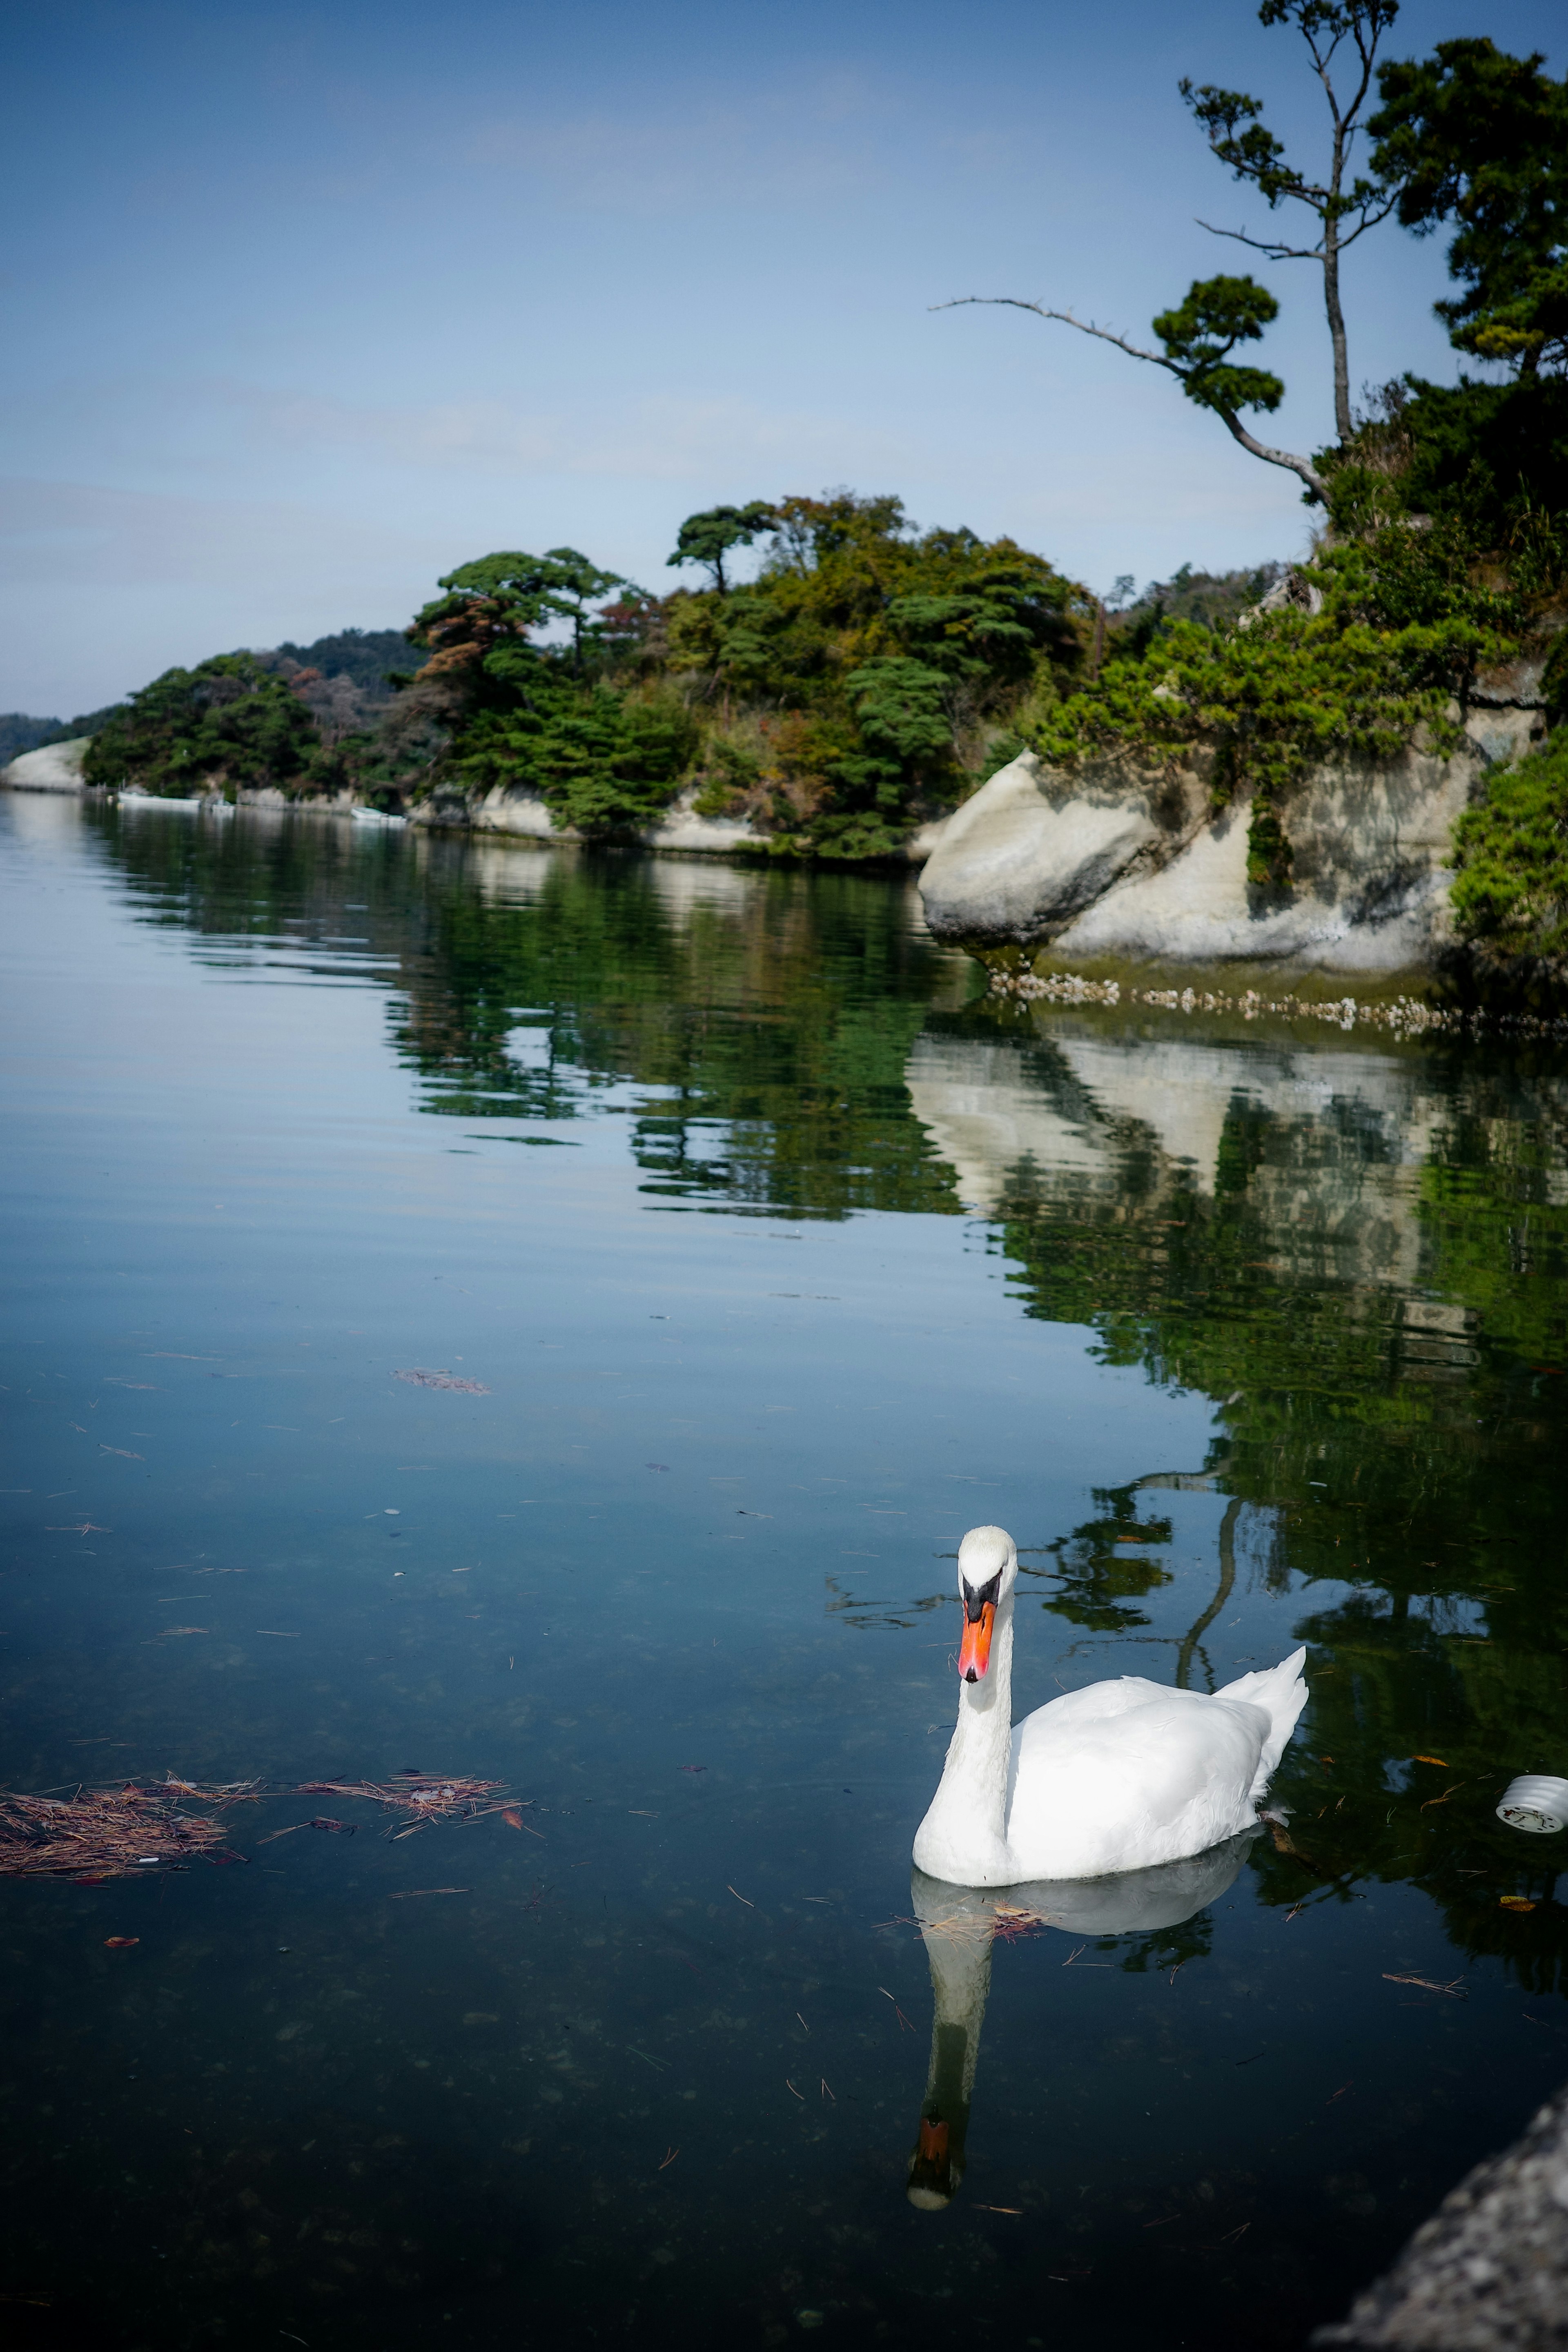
[{"left": 912, "top": 1525, "right": 1307, "bottom": 1887}]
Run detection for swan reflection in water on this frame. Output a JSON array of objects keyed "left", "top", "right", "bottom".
[{"left": 905, "top": 1829, "right": 1258, "bottom": 2209}]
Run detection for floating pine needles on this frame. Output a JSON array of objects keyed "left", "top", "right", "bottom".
[
  {"left": 0, "top": 1779, "right": 260, "bottom": 1883},
  {"left": 294, "top": 1775, "right": 510, "bottom": 1840}
]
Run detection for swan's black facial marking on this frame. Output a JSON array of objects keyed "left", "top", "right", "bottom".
[{"left": 960, "top": 1568, "right": 1002, "bottom": 1624}]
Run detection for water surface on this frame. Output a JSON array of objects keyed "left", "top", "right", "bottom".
[{"left": 2, "top": 794, "right": 1566, "bottom": 2352}]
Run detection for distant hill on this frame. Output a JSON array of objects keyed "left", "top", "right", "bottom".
[
  {"left": 0, "top": 714, "right": 63, "bottom": 765},
  {"left": 1, "top": 630, "right": 413, "bottom": 771},
  {"left": 254, "top": 629, "right": 415, "bottom": 699}
]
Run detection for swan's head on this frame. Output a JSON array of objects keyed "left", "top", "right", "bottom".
[{"left": 955, "top": 1524, "right": 1016, "bottom": 1683}]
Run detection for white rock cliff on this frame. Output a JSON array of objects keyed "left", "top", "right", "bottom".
[{"left": 918, "top": 699, "right": 1544, "bottom": 975}]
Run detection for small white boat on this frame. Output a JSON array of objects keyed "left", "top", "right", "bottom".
[{"left": 352, "top": 806, "right": 408, "bottom": 827}]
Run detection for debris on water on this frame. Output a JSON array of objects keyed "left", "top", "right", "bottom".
[
  {"left": 0, "top": 1780, "right": 259, "bottom": 1882},
  {"left": 295, "top": 1774, "right": 509, "bottom": 1833},
  {"left": 0, "top": 1771, "right": 513, "bottom": 1882},
  {"left": 257, "top": 1816, "right": 357, "bottom": 1844},
  {"left": 392, "top": 1368, "right": 490, "bottom": 1393}
]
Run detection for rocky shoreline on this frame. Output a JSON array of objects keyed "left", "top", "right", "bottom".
[
  {"left": 5, "top": 660, "right": 1557, "bottom": 1013},
  {"left": 985, "top": 964, "right": 1568, "bottom": 1040}
]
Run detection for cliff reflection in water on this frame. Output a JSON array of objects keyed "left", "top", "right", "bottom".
[{"left": 909, "top": 1009, "right": 1568, "bottom": 2002}]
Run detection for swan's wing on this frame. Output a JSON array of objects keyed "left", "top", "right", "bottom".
[
  {"left": 1005, "top": 1687, "right": 1270, "bottom": 1879},
  {"left": 1216, "top": 1646, "right": 1309, "bottom": 1791},
  {"left": 1016, "top": 1675, "right": 1176, "bottom": 1733}
]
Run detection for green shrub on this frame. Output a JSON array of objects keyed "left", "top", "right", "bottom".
[
  {"left": 1451, "top": 728, "right": 1568, "bottom": 961},
  {"left": 447, "top": 677, "right": 699, "bottom": 837},
  {"left": 1035, "top": 546, "right": 1501, "bottom": 801}
]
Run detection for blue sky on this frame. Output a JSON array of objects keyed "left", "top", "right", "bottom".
[{"left": 2, "top": 0, "right": 1561, "bottom": 715}]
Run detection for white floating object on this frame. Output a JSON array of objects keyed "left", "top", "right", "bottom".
[{"left": 1496, "top": 1775, "right": 1568, "bottom": 1834}]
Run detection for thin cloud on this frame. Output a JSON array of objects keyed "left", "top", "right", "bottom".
[{"left": 241, "top": 385, "right": 923, "bottom": 486}]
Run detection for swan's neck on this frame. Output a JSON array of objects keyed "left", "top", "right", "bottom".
[{"left": 914, "top": 1599, "right": 1016, "bottom": 1882}]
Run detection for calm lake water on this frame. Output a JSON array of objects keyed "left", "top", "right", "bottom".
[{"left": 2, "top": 792, "right": 1567, "bottom": 2352}]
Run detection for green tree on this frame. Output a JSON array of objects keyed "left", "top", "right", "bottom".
[
  {"left": 940, "top": 0, "right": 1408, "bottom": 492},
  {"left": 537, "top": 547, "right": 636, "bottom": 670},
  {"left": 666, "top": 502, "right": 779, "bottom": 594},
  {"left": 410, "top": 548, "right": 630, "bottom": 675},
  {"left": 1180, "top": 0, "right": 1403, "bottom": 443},
  {"left": 81, "top": 653, "right": 320, "bottom": 799},
  {"left": 1370, "top": 39, "right": 1568, "bottom": 379}
]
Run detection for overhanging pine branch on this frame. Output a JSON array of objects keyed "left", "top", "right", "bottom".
[
  {"left": 1214, "top": 408, "right": 1327, "bottom": 499},
  {"left": 933, "top": 296, "right": 1327, "bottom": 500},
  {"left": 931, "top": 296, "right": 1176, "bottom": 372}
]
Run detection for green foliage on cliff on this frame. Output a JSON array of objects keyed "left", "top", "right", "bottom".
[
  {"left": 81, "top": 654, "right": 320, "bottom": 798},
  {"left": 1031, "top": 529, "right": 1509, "bottom": 882}
]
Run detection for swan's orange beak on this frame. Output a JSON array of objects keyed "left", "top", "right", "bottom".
[{"left": 958, "top": 1602, "right": 995, "bottom": 1682}]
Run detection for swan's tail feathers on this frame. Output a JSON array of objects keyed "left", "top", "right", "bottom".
[{"left": 1218, "top": 1646, "right": 1309, "bottom": 1796}]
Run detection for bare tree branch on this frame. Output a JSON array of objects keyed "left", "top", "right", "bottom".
[
  {"left": 931, "top": 296, "right": 1172, "bottom": 370},
  {"left": 1198, "top": 184, "right": 1399, "bottom": 263},
  {"left": 1330, "top": 190, "right": 1402, "bottom": 248},
  {"left": 1198, "top": 220, "right": 1325, "bottom": 261}
]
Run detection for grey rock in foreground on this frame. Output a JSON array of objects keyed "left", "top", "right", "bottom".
[{"left": 1313, "top": 2080, "right": 1568, "bottom": 2351}]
